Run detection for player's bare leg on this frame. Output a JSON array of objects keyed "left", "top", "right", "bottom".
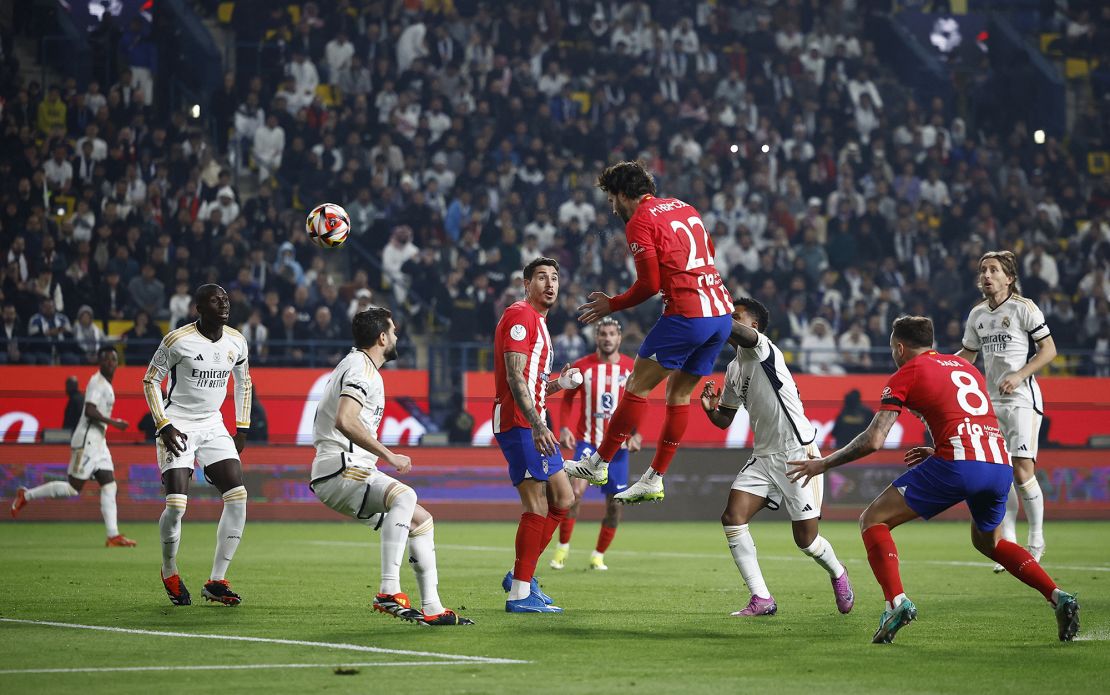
[
  {"left": 614, "top": 367, "right": 701, "bottom": 504},
  {"left": 590, "top": 495, "right": 621, "bottom": 570},
  {"left": 552, "top": 478, "right": 588, "bottom": 569},
  {"left": 566, "top": 356, "right": 670, "bottom": 486},
  {"left": 970, "top": 521, "right": 1079, "bottom": 641},
  {"left": 160, "top": 468, "right": 192, "bottom": 606},
  {"left": 201, "top": 459, "right": 248, "bottom": 606},
  {"left": 859, "top": 486, "right": 921, "bottom": 643},
  {"left": 722, "top": 490, "right": 777, "bottom": 616}
]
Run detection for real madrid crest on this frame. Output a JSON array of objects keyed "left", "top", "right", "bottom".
[{"left": 1001, "top": 316, "right": 1010, "bottom": 328}]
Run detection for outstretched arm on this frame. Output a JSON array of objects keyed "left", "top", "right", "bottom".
[
  {"left": 579, "top": 255, "right": 661, "bottom": 323},
  {"left": 729, "top": 320, "right": 759, "bottom": 349},
  {"left": 787, "top": 410, "right": 900, "bottom": 485}
]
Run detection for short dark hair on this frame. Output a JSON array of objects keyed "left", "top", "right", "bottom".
[
  {"left": 523, "top": 257, "right": 559, "bottom": 281},
  {"left": 97, "top": 345, "right": 117, "bottom": 357},
  {"left": 596, "top": 160, "right": 657, "bottom": 199},
  {"left": 891, "top": 315, "right": 934, "bottom": 348},
  {"left": 194, "top": 283, "right": 223, "bottom": 303},
  {"left": 734, "top": 297, "right": 770, "bottom": 333},
  {"left": 352, "top": 307, "right": 393, "bottom": 348}
]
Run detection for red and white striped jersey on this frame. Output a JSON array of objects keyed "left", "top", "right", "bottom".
[
  {"left": 879, "top": 351, "right": 1010, "bottom": 465},
  {"left": 560, "top": 352, "right": 635, "bottom": 447},
  {"left": 493, "top": 300, "right": 553, "bottom": 433},
  {"left": 625, "top": 196, "right": 733, "bottom": 318}
]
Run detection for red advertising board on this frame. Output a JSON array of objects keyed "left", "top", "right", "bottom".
[
  {"left": 0, "top": 366, "right": 428, "bottom": 445},
  {"left": 463, "top": 372, "right": 1110, "bottom": 448}
]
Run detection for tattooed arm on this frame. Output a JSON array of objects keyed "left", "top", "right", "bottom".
[
  {"left": 787, "top": 410, "right": 900, "bottom": 485},
  {"left": 505, "top": 351, "right": 559, "bottom": 455}
]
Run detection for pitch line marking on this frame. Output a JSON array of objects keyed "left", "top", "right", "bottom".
[
  {"left": 0, "top": 619, "right": 528, "bottom": 665},
  {"left": 0, "top": 661, "right": 478, "bottom": 676},
  {"left": 304, "top": 540, "right": 1110, "bottom": 572}
]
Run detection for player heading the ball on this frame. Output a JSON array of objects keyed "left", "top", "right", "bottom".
[{"left": 566, "top": 160, "right": 733, "bottom": 505}]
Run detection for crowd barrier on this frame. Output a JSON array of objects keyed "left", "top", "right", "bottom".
[{"left": 2, "top": 446, "right": 1108, "bottom": 522}]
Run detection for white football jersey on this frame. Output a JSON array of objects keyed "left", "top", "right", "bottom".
[
  {"left": 720, "top": 332, "right": 817, "bottom": 456},
  {"left": 962, "top": 295, "right": 1049, "bottom": 410},
  {"left": 142, "top": 323, "right": 252, "bottom": 430},
  {"left": 312, "top": 348, "right": 386, "bottom": 480},
  {"left": 70, "top": 370, "right": 114, "bottom": 450}
]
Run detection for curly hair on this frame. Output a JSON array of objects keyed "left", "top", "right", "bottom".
[{"left": 596, "top": 160, "right": 657, "bottom": 199}]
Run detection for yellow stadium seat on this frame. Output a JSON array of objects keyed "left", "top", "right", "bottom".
[
  {"left": 217, "top": 2, "right": 234, "bottom": 24},
  {"left": 287, "top": 4, "right": 300, "bottom": 24},
  {"left": 1065, "top": 58, "right": 1092, "bottom": 79},
  {"left": 1039, "top": 33, "right": 1060, "bottom": 55},
  {"left": 315, "top": 84, "right": 340, "bottom": 107},
  {"left": 108, "top": 320, "right": 135, "bottom": 338},
  {"left": 1089, "top": 152, "right": 1109, "bottom": 175}
]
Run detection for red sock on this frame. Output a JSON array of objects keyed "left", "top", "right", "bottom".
[
  {"left": 559, "top": 517, "right": 576, "bottom": 545},
  {"left": 541, "top": 506, "right": 569, "bottom": 549},
  {"left": 862, "top": 524, "right": 905, "bottom": 603},
  {"left": 597, "top": 393, "right": 647, "bottom": 461},
  {"left": 992, "top": 539, "right": 1058, "bottom": 602},
  {"left": 649, "top": 403, "right": 689, "bottom": 475},
  {"left": 512, "top": 512, "right": 546, "bottom": 583},
  {"left": 596, "top": 525, "right": 617, "bottom": 554}
]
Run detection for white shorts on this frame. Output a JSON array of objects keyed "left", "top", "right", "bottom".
[
  {"left": 995, "top": 405, "right": 1042, "bottom": 461},
  {"left": 67, "top": 444, "right": 113, "bottom": 480},
  {"left": 310, "top": 453, "right": 397, "bottom": 528},
  {"left": 157, "top": 423, "right": 239, "bottom": 474},
  {"left": 732, "top": 443, "right": 824, "bottom": 521}
]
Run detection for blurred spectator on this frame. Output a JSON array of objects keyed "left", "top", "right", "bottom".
[
  {"left": 240, "top": 309, "right": 270, "bottom": 364},
  {"left": 1, "top": 303, "right": 27, "bottom": 364},
  {"left": 128, "top": 263, "right": 167, "bottom": 318},
  {"left": 310, "top": 306, "right": 344, "bottom": 365},
  {"left": 831, "top": 389, "right": 874, "bottom": 447},
  {"left": 72, "top": 305, "right": 105, "bottom": 363},
  {"left": 122, "top": 310, "right": 162, "bottom": 365},
  {"left": 28, "top": 298, "right": 74, "bottom": 363},
  {"left": 62, "top": 375, "right": 84, "bottom": 430},
  {"left": 553, "top": 320, "right": 587, "bottom": 367},
  {"left": 838, "top": 320, "right": 872, "bottom": 373},
  {"left": 801, "top": 318, "right": 844, "bottom": 375}
]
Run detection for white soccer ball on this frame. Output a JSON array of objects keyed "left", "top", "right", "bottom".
[{"left": 306, "top": 203, "right": 351, "bottom": 249}]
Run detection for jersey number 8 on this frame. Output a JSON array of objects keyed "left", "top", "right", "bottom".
[{"left": 951, "top": 371, "right": 989, "bottom": 416}]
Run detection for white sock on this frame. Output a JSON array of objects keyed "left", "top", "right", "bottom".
[
  {"left": 407, "top": 518, "right": 445, "bottom": 615},
  {"left": 999, "top": 484, "right": 1019, "bottom": 545},
  {"left": 379, "top": 485, "right": 417, "bottom": 596},
  {"left": 24, "top": 480, "right": 79, "bottom": 500},
  {"left": 889, "top": 592, "right": 908, "bottom": 611},
  {"left": 801, "top": 535, "right": 844, "bottom": 579},
  {"left": 641, "top": 468, "right": 663, "bottom": 483},
  {"left": 723, "top": 524, "right": 770, "bottom": 599},
  {"left": 1018, "top": 477, "right": 1045, "bottom": 548},
  {"left": 159, "top": 494, "right": 187, "bottom": 577},
  {"left": 211, "top": 487, "right": 247, "bottom": 581},
  {"left": 556, "top": 542, "right": 570, "bottom": 552},
  {"left": 591, "top": 549, "right": 604, "bottom": 559},
  {"left": 100, "top": 482, "right": 119, "bottom": 538},
  {"left": 509, "top": 579, "right": 531, "bottom": 600}
]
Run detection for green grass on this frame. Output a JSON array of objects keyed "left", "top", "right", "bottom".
[{"left": 0, "top": 521, "right": 1106, "bottom": 694}]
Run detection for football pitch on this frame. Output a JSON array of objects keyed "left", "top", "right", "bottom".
[{"left": 0, "top": 521, "right": 1106, "bottom": 694}]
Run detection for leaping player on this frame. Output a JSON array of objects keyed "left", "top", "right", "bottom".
[
  {"left": 12, "top": 346, "right": 137, "bottom": 548},
  {"left": 702, "top": 298, "right": 853, "bottom": 617},
  {"left": 143, "top": 284, "right": 252, "bottom": 607},
  {"left": 566, "top": 160, "right": 733, "bottom": 504},
  {"left": 956, "top": 251, "right": 1055, "bottom": 569},
  {"left": 552, "top": 317, "right": 640, "bottom": 571},
  {"left": 788, "top": 316, "right": 1079, "bottom": 644},
  {"left": 494, "top": 258, "right": 583, "bottom": 613},
  {"left": 310, "top": 307, "right": 472, "bottom": 625}
]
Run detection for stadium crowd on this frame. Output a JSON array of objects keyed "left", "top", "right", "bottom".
[{"left": 1, "top": 0, "right": 1109, "bottom": 376}]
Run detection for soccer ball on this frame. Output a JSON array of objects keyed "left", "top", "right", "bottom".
[{"left": 306, "top": 203, "right": 351, "bottom": 248}]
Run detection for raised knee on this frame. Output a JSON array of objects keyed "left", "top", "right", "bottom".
[{"left": 385, "top": 483, "right": 417, "bottom": 509}]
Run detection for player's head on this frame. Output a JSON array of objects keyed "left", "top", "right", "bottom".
[
  {"left": 890, "top": 315, "right": 934, "bottom": 367},
  {"left": 353, "top": 306, "right": 398, "bottom": 362},
  {"left": 97, "top": 345, "right": 118, "bottom": 377},
  {"left": 732, "top": 297, "right": 769, "bottom": 333},
  {"left": 977, "top": 251, "right": 1021, "bottom": 298},
  {"left": 194, "top": 284, "right": 230, "bottom": 326},
  {"left": 595, "top": 317, "right": 622, "bottom": 356},
  {"left": 597, "top": 160, "right": 656, "bottom": 222},
  {"left": 523, "top": 257, "right": 560, "bottom": 310}
]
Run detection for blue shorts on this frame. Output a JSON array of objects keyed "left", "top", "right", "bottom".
[
  {"left": 893, "top": 456, "right": 1014, "bottom": 531},
  {"left": 574, "top": 441, "right": 629, "bottom": 497},
  {"left": 639, "top": 314, "right": 732, "bottom": 376},
  {"left": 496, "top": 427, "right": 565, "bottom": 487}
]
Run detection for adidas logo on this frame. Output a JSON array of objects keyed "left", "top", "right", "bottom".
[
  {"left": 194, "top": 354, "right": 203, "bottom": 361},
  {"left": 801, "top": 504, "right": 813, "bottom": 512},
  {"left": 977, "top": 322, "right": 984, "bottom": 329},
  {"left": 1017, "top": 444, "right": 1028, "bottom": 451}
]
